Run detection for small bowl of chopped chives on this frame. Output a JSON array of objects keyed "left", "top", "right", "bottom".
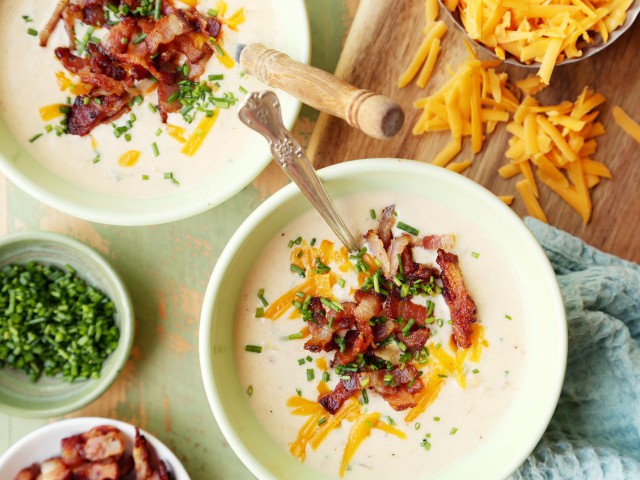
[{"left": 0, "top": 231, "right": 133, "bottom": 418}]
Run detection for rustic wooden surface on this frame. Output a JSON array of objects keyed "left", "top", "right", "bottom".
[{"left": 307, "top": 0, "right": 640, "bottom": 263}]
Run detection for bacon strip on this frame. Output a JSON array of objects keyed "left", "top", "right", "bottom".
[
  {"left": 420, "top": 234, "right": 457, "bottom": 250},
  {"left": 68, "top": 94, "right": 130, "bottom": 136},
  {"left": 72, "top": 460, "right": 119, "bottom": 480},
  {"left": 39, "top": 0, "right": 71, "bottom": 47},
  {"left": 13, "top": 463, "right": 41, "bottom": 480},
  {"left": 304, "top": 299, "right": 355, "bottom": 353},
  {"left": 331, "top": 292, "right": 378, "bottom": 366},
  {"left": 387, "top": 234, "right": 412, "bottom": 278},
  {"left": 40, "top": 458, "right": 71, "bottom": 480},
  {"left": 319, "top": 373, "right": 359, "bottom": 414},
  {"left": 436, "top": 249, "right": 478, "bottom": 348},
  {"left": 384, "top": 295, "right": 428, "bottom": 326},
  {"left": 377, "top": 204, "right": 396, "bottom": 249},
  {"left": 364, "top": 229, "right": 390, "bottom": 276}
]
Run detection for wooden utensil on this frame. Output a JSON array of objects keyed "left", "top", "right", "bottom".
[{"left": 239, "top": 43, "right": 404, "bottom": 139}]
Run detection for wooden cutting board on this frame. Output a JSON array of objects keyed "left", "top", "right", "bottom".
[{"left": 307, "top": 0, "right": 640, "bottom": 263}]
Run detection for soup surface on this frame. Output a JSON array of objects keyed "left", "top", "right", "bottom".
[
  {"left": 235, "top": 192, "right": 527, "bottom": 478},
  {"left": 0, "top": 0, "right": 283, "bottom": 198}
]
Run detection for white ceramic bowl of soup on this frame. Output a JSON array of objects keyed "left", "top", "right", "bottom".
[
  {"left": 0, "top": 1, "right": 309, "bottom": 226},
  {"left": 199, "top": 158, "right": 567, "bottom": 480}
]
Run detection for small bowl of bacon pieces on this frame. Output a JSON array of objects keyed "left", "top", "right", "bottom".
[
  {"left": 440, "top": 0, "right": 640, "bottom": 84},
  {"left": 200, "top": 158, "right": 567, "bottom": 480},
  {"left": 0, "top": 417, "right": 190, "bottom": 480}
]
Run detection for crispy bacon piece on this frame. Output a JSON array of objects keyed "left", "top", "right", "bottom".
[
  {"left": 13, "top": 463, "right": 41, "bottom": 480},
  {"left": 388, "top": 234, "right": 412, "bottom": 278},
  {"left": 379, "top": 386, "right": 423, "bottom": 411},
  {"left": 68, "top": 94, "right": 130, "bottom": 136},
  {"left": 405, "top": 264, "right": 440, "bottom": 285},
  {"left": 436, "top": 249, "right": 478, "bottom": 348},
  {"left": 371, "top": 319, "right": 396, "bottom": 343},
  {"left": 133, "top": 429, "right": 153, "bottom": 480},
  {"left": 331, "top": 292, "right": 378, "bottom": 366},
  {"left": 364, "top": 229, "right": 390, "bottom": 276},
  {"left": 304, "top": 299, "right": 355, "bottom": 353},
  {"left": 377, "top": 205, "right": 396, "bottom": 249},
  {"left": 55, "top": 48, "right": 125, "bottom": 95},
  {"left": 397, "top": 328, "right": 430, "bottom": 352},
  {"left": 319, "top": 373, "right": 359, "bottom": 414},
  {"left": 61, "top": 425, "right": 125, "bottom": 468},
  {"left": 420, "top": 234, "right": 456, "bottom": 250},
  {"left": 72, "top": 460, "right": 119, "bottom": 480},
  {"left": 87, "top": 44, "right": 126, "bottom": 81},
  {"left": 362, "top": 364, "right": 423, "bottom": 411},
  {"left": 40, "top": 457, "right": 72, "bottom": 480},
  {"left": 384, "top": 295, "right": 428, "bottom": 326},
  {"left": 39, "top": 0, "right": 71, "bottom": 47}
]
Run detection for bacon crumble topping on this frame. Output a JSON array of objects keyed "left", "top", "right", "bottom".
[{"left": 40, "top": 0, "right": 224, "bottom": 136}]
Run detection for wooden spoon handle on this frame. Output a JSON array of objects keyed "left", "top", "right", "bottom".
[{"left": 239, "top": 43, "right": 404, "bottom": 139}]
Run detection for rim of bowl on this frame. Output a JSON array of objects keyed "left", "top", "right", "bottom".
[
  {"left": 199, "top": 158, "right": 568, "bottom": 480},
  {"left": 439, "top": 0, "right": 640, "bottom": 69},
  {"left": 0, "top": 231, "right": 134, "bottom": 417},
  {"left": 0, "top": 417, "right": 190, "bottom": 479},
  {"left": 0, "top": 1, "right": 310, "bottom": 226}
]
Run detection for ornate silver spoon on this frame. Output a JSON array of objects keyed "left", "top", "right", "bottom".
[{"left": 238, "top": 91, "right": 360, "bottom": 253}]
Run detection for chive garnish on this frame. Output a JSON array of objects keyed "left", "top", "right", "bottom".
[
  {"left": 306, "top": 355, "right": 312, "bottom": 362},
  {"left": 133, "top": 33, "right": 148, "bottom": 44},
  {"left": 296, "top": 388, "right": 302, "bottom": 396},
  {"left": 290, "top": 264, "right": 306, "bottom": 278},
  {"left": 322, "top": 371, "right": 330, "bottom": 382},
  {"left": 397, "top": 221, "right": 419, "bottom": 235},
  {"left": 306, "top": 368, "right": 315, "bottom": 381},
  {"left": 297, "top": 358, "right": 305, "bottom": 366},
  {"left": 27, "top": 28, "right": 38, "bottom": 36},
  {"left": 337, "top": 278, "right": 346, "bottom": 288},
  {"left": 255, "top": 307, "right": 264, "bottom": 318},
  {"left": 28, "top": 133, "right": 43, "bottom": 143},
  {"left": 401, "top": 318, "right": 415, "bottom": 336},
  {"left": 245, "top": 345, "right": 262, "bottom": 353},
  {"left": 239, "top": 85, "right": 248, "bottom": 95},
  {"left": 472, "top": 368, "right": 479, "bottom": 374},
  {"left": 433, "top": 417, "right": 440, "bottom": 422},
  {"left": 287, "top": 240, "right": 294, "bottom": 248},
  {"left": 505, "top": 314, "right": 512, "bottom": 320},
  {"left": 471, "top": 251, "right": 480, "bottom": 259},
  {"left": 149, "top": 103, "right": 158, "bottom": 113},
  {"left": 362, "top": 389, "right": 369, "bottom": 404},
  {"left": 387, "top": 416, "right": 396, "bottom": 426},
  {"left": 310, "top": 238, "right": 317, "bottom": 246},
  {"left": 288, "top": 332, "right": 304, "bottom": 340},
  {"left": 151, "top": 142, "right": 159, "bottom": 157},
  {"left": 257, "top": 288, "right": 269, "bottom": 306},
  {"left": 163, "top": 172, "right": 179, "bottom": 185},
  {"left": 294, "top": 236, "right": 303, "bottom": 245},
  {"left": 207, "top": 8, "right": 219, "bottom": 16},
  {"left": 153, "top": 0, "right": 162, "bottom": 19},
  {"left": 370, "top": 209, "right": 376, "bottom": 219},
  {"left": 450, "top": 427, "right": 458, "bottom": 435},
  {"left": 415, "top": 422, "right": 421, "bottom": 430},
  {"left": 246, "top": 385, "right": 253, "bottom": 396},
  {"left": 142, "top": 174, "right": 149, "bottom": 180},
  {"left": 318, "top": 417, "right": 327, "bottom": 426}
]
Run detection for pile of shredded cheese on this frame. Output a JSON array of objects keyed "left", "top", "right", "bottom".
[
  {"left": 444, "top": 0, "right": 635, "bottom": 84},
  {"left": 412, "top": 48, "right": 519, "bottom": 172},
  {"left": 499, "top": 88, "right": 610, "bottom": 223},
  {"left": 398, "top": 0, "right": 447, "bottom": 89}
]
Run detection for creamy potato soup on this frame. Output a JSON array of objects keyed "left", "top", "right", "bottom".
[
  {"left": 0, "top": 0, "right": 283, "bottom": 198},
  {"left": 235, "top": 192, "right": 526, "bottom": 479}
]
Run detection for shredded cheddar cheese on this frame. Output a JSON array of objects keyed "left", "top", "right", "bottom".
[
  {"left": 181, "top": 109, "right": 220, "bottom": 156},
  {"left": 500, "top": 87, "right": 610, "bottom": 223},
  {"left": 225, "top": 7, "right": 246, "bottom": 30},
  {"left": 413, "top": 48, "right": 518, "bottom": 167},
  {"left": 398, "top": 0, "right": 447, "bottom": 89},
  {"left": 38, "top": 104, "right": 65, "bottom": 122},
  {"left": 612, "top": 106, "right": 640, "bottom": 143},
  {"left": 118, "top": 150, "right": 141, "bottom": 168},
  {"left": 446, "top": 0, "right": 635, "bottom": 84}
]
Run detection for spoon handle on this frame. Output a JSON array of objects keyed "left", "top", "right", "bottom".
[
  {"left": 239, "top": 43, "right": 404, "bottom": 139},
  {"left": 238, "top": 91, "right": 360, "bottom": 253}
]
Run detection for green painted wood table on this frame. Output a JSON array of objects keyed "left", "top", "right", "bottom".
[{"left": 0, "top": 1, "right": 354, "bottom": 478}]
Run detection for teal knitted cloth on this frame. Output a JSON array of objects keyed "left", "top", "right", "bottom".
[{"left": 512, "top": 219, "right": 640, "bottom": 479}]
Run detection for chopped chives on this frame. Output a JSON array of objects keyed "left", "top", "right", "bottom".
[
  {"left": 401, "top": 318, "right": 415, "bottom": 336},
  {"left": 167, "top": 91, "right": 180, "bottom": 103},
  {"left": 310, "top": 238, "right": 316, "bottom": 246},
  {"left": 255, "top": 307, "right": 264, "bottom": 318},
  {"left": 133, "top": 33, "right": 148, "bottom": 45},
  {"left": 124, "top": 133, "right": 131, "bottom": 142},
  {"left": 239, "top": 71, "right": 246, "bottom": 77},
  {"left": 28, "top": 133, "right": 43, "bottom": 143},
  {"left": 370, "top": 209, "right": 376, "bottom": 219},
  {"left": 207, "top": 8, "right": 219, "bottom": 16},
  {"left": 321, "top": 371, "right": 330, "bottom": 382},
  {"left": 415, "top": 422, "right": 421, "bottom": 430},
  {"left": 306, "top": 355, "right": 312, "bottom": 362},
  {"left": 362, "top": 389, "right": 369, "bottom": 404},
  {"left": 288, "top": 332, "right": 304, "bottom": 340},
  {"left": 387, "top": 416, "right": 396, "bottom": 426},
  {"left": 437, "top": 373, "right": 448, "bottom": 378},
  {"left": 91, "top": 153, "right": 100, "bottom": 164},
  {"left": 154, "top": 0, "right": 162, "bottom": 19},
  {"left": 257, "top": 288, "right": 269, "bottom": 306},
  {"left": 22, "top": 15, "right": 33, "bottom": 22},
  {"left": 287, "top": 240, "right": 294, "bottom": 248},
  {"left": 239, "top": 85, "right": 248, "bottom": 94},
  {"left": 397, "top": 221, "right": 419, "bottom": 236},
  {"left": 471, "top": 251, "right": 480, "bottom": 259},
  {"left": 155, "top": 128, "right": 162, "bottom": 137},
  {"left": 433, "top": 417, "right": 440, "bottom": 422},
  {"left": 297, "top": 358, "right": 305, "bottom": 365},
  {"left": 142, "top": 174, "right": 149, "bottom": 180},
  {"left": 208, "top": 73, "right": 224, "bottom": 81},
  {"left": 245, "top": 345, "right": 262, "bottom": 353},
  {"left": 450, "top": 427, "right": 458, "bottom": 435},
  {"left": 337, "top": 278, "right": 346, "bottom": 288},
  {"left": 246, "top": 385, "right": 253, "bottom": 396},
  {"left": 292, "top": 300, "right": 302, "bottom": 309},
  {"left": 306, "top": 368, "right": 314, "bottom": 381},
  {"left": 27, "top": 28, "right": 38, "bottom": 36},
  {"left": 151, "top": 142, "right": 159, "bottom": 157},
  {"left": 296, "top": 388, "right": 302, "bottom": 396},
  {"left": 149, "top": 103, "right": 158, "bottom": 113},
  {"left": 295, "top": 291, "right": 305, "bottom": 298},
  {"left": 317, "top": 417, "right": 327, "bottom": 426},
  {"left": 505, "top": 314, "right": 512, "bottom": 320},
  {"left": 120, "top": 37, "right": 128, "bottom": 45},
  {"left": 59, "top": 106, "right": 70, "bottom": 114},
  {"left": 472, "top": 368, "right": 479, "bottom": 374},
  {"left": 44, "top": 125, "right": 53, "bottom": 133},
  {"left": 290, "top": 264, "right": 306, "bottom": 278},
  {"left": 294, "top": 236, "right": 303, "bottom": 245}
]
